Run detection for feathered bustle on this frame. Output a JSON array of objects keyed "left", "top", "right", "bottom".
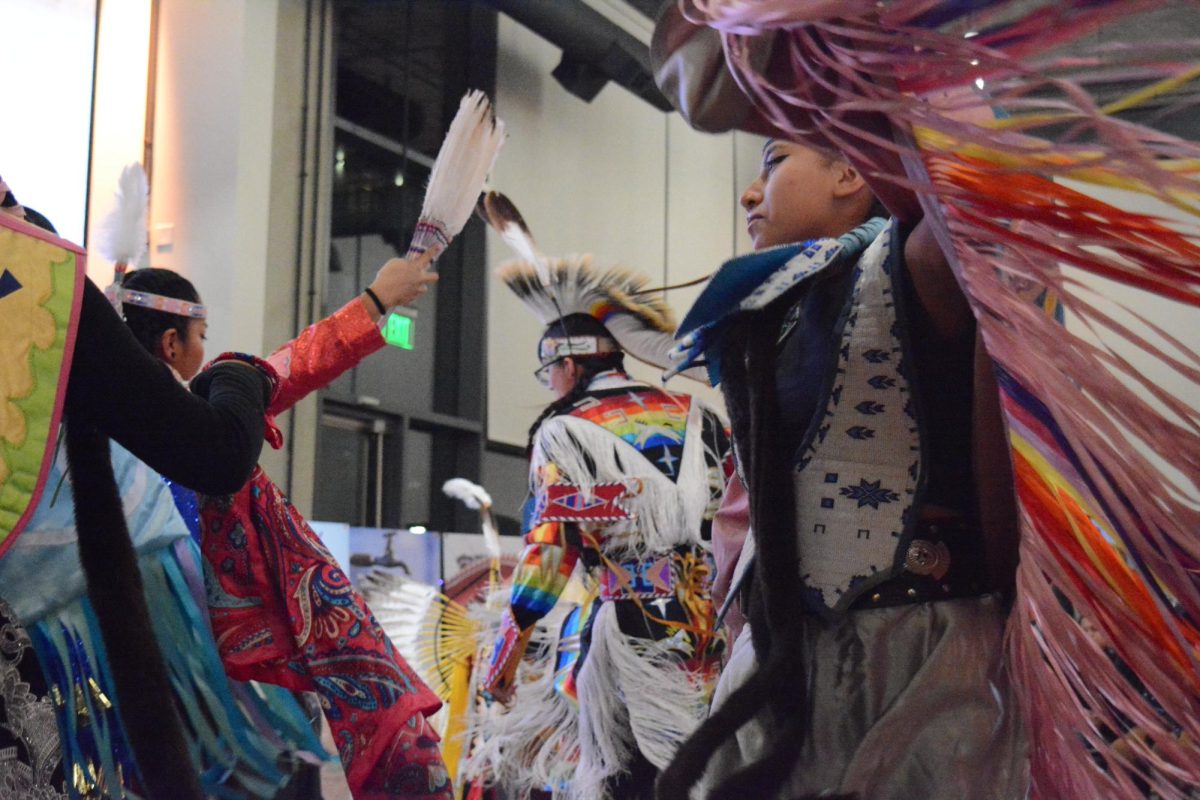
[
  {"left": 97, "top": 163, "right": 149, "bottom": 268},
  {"left": 359, "top": 570, "right": 481, "bottom": 700},
  {"left": 408, "top": 91, "right": 506, "bottom": 258}
]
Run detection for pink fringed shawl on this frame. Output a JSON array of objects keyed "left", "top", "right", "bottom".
[{"left": 669, "top": 2, "right": 1200, "bottom": 797}]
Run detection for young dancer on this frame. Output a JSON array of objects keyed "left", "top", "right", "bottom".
[
  {"left": 114, "top": 255, "right": 452, "bottom": 799},
  {"left": 483, "top": 247, "right": 733, "bottom": 799}
]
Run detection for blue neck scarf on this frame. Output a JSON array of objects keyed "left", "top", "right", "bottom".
[{"left": 668, "top": 218, "right": 886, "bottom": 386}]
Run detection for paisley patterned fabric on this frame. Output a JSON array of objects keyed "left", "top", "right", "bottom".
[
  {"left": 201, "top": 473, "right": 446, "bottom": 799},
  {"left": 199, "top": 298, "right": 448, "bottom": 799}
]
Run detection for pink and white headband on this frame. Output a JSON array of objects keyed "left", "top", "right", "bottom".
[{"left": 105, "top": 266, "right": 208, "bottom": 320}]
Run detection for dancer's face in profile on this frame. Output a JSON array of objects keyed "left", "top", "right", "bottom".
[
  {"left": 740, "top": 139, "right": 865, "bottom": 250},
  {"left": 547, "top": 356, "right": 579, "bottom": 400},
  {"left": 160, "top": 318, "right": 208, "bottom": 381}
]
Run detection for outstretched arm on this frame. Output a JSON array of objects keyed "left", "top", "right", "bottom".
[{"left": 267, "top": 249, "right": 440, "bottom": 414}]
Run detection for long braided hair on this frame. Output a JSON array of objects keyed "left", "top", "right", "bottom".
[
  {"left": 657, "top": 292, "right": 856, "bottom": 800},
  {"left": 6, "top": 195, "right": 204, "bottom": 798}
]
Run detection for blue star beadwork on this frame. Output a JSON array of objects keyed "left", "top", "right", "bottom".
[{"left": 839, "top": 478, "right": 900, "bottom": 509}]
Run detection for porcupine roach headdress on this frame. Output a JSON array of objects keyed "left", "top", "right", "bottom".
[
  {"left": 478, "top": 191, "right": 679, "bottom": 371},
  {"left": 654, "top": 2, "right": 1200, "bottom": 799}
]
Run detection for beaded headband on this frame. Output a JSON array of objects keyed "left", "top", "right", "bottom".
[
  {"left": 117, "top": 287, "right": 207, "bottom": 319},
  {"left": 538, "top": 334, "right": 619, "bottom": 364},
  {"left": 105, "top": 264, "right": 208, "bottom": 320}
]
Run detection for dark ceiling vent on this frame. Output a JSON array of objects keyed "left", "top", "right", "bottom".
[{"left": 479, "top": 0, "right": 672, "bottom": 111}]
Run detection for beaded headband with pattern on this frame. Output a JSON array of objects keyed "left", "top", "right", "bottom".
[
  {"left": 102, "top": 262, "right": 209, "bottom": 320},
  {"left": 115, "top": 285, "right": 208, "bottom": 319},
  {"left": 538, "top": 332, "right": 620, "bottom": 363}
]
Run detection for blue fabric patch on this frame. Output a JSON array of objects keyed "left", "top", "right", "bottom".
[
  {"left": 673, "top": 218, "right": 886, "bottom": 386},
  {"left": 0, "top": 269, "right": 22, "bottom": 299},
  {"left": 675, "top": 243, "right": 808, "bottom": 338}
]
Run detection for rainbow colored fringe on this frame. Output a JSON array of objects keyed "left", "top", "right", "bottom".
[{"left": 679, "top": 2, "right": 1200, "bottom": 796}]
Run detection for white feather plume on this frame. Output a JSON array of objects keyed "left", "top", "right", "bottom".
[
  {"left": 98, "top": 163, "right": 149, "bottom": 267},
  {"left": 443, "top": 477, "right": 501, "bottom": 559},
  {"left": 408, "top": 90, "right": 506, "bottom": 257},
  {"left": 442, "top": 477, "right": 492, "bottom": 510}
]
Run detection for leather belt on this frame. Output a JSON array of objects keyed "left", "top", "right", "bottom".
[{"left": 849, "top": 516, "right": 989, "bottom": 610}]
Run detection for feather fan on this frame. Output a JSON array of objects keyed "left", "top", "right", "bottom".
[
  {"left": 98, "top": 163, "right": 149, "bottom": 270},
  {"left": 408, "top": 90, "right": 506, "bottom": 259}
]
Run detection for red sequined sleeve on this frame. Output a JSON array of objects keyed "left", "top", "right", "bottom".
[{"left": 265, "top": 297, "right": 384, "bottom": 415}]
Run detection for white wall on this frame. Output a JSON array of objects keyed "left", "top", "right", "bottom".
[
  {"left": 0, "top": 0, "right": 97, "bottom": 244},
  {"left": 85, "top": 0, "right": 153, "bottom": 286},
  {"left": 149, "top": 0, "right": 325, "bottom": 504},
  {"left": 149, "top": 0, "right": 281, "bottom": 361},
  {"left": 486, "top": 14, "right": 762, "bottom": 447}
]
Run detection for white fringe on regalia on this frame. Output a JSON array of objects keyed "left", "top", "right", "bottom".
[{"left": 462, "top": 597, "right": 581, "bottom": 797}]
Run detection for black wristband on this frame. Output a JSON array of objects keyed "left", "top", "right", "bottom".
[{"left": 363, "top": 286, "right": 387, "bottom": 315}]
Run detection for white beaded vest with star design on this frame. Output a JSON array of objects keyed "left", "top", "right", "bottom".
[{"left": 791, "top": 221, "right": 922, "bottom": 613}]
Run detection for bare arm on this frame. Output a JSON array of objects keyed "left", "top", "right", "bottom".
[
  {"left": 903, "top": 216, "right": 974, "bottom": 340},
  {"left": 973, "top": 331, "right": 1020, "bottom": 595}
]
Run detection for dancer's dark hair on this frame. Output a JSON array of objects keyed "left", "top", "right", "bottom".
[
  {"left": 121, "top": 268, "right": 200, "bottom": 354},
  {"left": 525, "top": 354, "right": 624, "bottom": 456},
  {"left": 656, "top": 291, "right": 825, "bottom": 800},
  {"left": 1, "top": 197, "right": 204, "bottom": 794},
  {"left": 525, "top": 314, "right": 625, "bottom": 457},
  {"left": 66, "top": 419, "right": 204, "bottom": 799}
]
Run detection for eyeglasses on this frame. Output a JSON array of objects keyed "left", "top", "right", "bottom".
[{"left": 533, "top": 358, "right": 564, "bottom": 388}]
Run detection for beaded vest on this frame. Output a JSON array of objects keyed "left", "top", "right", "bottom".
[{"left": 789, "top": 221, "right": 925, "bottom": 613}]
